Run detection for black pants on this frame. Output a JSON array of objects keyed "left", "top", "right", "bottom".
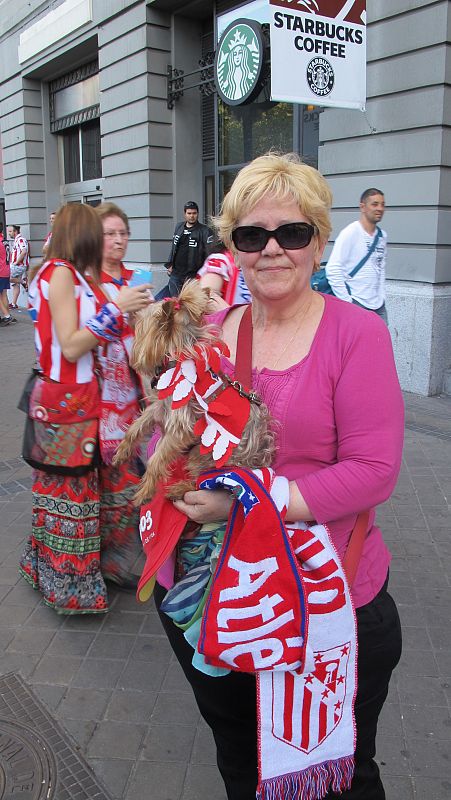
[
  {"left": 155, "top": 577, "right": 402, "bottom": 800},
  {"left": 154, "top": 273, "right": 183, "bottom": 300}
]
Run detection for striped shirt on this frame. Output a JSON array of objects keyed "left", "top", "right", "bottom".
[
  {"left": 198, "top": 250, "right": 251, "bottom": 306},
  {"left": 98, "top": 265, "right": 135, "bottom": 360},
  {"left": 11, "top": 234, "right": 29, "bottom": 268},
  {"left": 29, "top": 259, "right": 97, "bottom": 384}
]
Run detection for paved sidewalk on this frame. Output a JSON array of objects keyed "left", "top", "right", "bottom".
[{"left": 1, "top": 314, "right": 451, "bottom": 799}]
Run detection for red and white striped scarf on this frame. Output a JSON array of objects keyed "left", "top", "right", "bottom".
[{"left": 197, "top": 467, "right": 357, "bottom": 800}]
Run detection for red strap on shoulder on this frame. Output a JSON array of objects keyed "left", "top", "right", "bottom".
[
  {"left": 233, "top": 305, "right": 253, "bottom": 389},
  {"left": 342, "top": 510, "right": 370, "bottom": 588}
]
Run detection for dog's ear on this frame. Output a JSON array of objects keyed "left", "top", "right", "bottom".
[
  {"left": 158, "top": 297, "right": 180, "bottom": 339},
  {"left": 131, "top": 305, "right": 167, "bottom": 372},
  {"left": 177, "top": 280, "right": 211, "bottom": 321}
]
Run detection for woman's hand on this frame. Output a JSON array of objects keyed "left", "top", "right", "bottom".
[
  {"left": 207, "top": 291, "right": 229, "bottom": 313},
  {"left": 115, "top": 284, "right": 153, "bottom": 314},
  {"left": 173, "top": 489, "right": 233, "bottom": 524}
]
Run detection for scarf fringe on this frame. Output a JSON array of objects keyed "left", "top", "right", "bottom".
[{"left": 257, "top": 756, "right": 354, "bottom": 800}]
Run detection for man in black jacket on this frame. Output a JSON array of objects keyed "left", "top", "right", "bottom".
[{"left": 155, "top": 201, "right": 213, "bottom": 299}]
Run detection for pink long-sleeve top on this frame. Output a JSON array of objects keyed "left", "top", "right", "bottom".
[{"left": 210, "top": 295, "right": 404, "bottom": 608}]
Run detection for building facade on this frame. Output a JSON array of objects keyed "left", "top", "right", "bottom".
[{"left": 0, "top": 0, "right": 449, "bottom": 395}]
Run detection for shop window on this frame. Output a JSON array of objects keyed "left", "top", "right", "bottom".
[
  {"left": 62, "top": 120, "right": 101, "bottom": 184},
  {"left": 219, "top": 99, "right": 293, "bottom": 167},
  {"left": 217, "top": 97, "right": 320, "bottom": 202}
]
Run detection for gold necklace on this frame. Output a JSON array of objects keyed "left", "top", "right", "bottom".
[{"left": 271, "top": 299, "right": 313, "bottom": 370}]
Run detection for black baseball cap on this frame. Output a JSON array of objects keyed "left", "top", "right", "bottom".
[{"left": 184, "top": 201, "right": 199, "bottom": 212}]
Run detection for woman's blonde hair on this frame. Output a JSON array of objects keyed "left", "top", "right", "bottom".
[{"left": 213, "top": 152, "right": 333, "bottom": 250}]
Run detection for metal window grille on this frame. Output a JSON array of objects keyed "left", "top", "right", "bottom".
[
  {"left": 201, "top": 30, "right": 215, "bottom": 160},
  {"left": 49, "top": 60, "right": 100, "bottom": 133}
]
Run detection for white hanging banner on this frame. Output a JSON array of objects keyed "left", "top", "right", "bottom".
[{"left": 269, "top": 0, "right": 367, "bottom": 110}]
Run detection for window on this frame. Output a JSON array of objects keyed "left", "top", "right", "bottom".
[
  {"left": 62, "top": 120, "right": 101, "bottom": 184},
  {"left": 50, "top": 61, "right": 102, "bottom": 186},
  {"left": 218, "top": 98, "right": 294, "bottom": 201},
  {"left": 219, "top": 99, "right": 294, "bottom": 168},
  {"left": 62, "top": 128, "right": 80, "bottom": 183},
  {"left": 217, "top": 98, "right": 320, "bottom": 202},
  {"left": 81, "top": 120, "right": 101, "bottom": 180}
]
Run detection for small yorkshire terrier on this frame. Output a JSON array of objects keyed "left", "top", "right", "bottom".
[{"left": 113, "top": 280, "right": 274, "bottom": 506}]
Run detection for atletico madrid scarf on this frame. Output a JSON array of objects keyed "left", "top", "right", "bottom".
[{"left": 197, "top": 467, "right": 357, "bottom": 800}]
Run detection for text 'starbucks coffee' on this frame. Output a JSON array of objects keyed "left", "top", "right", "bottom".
[{"left": 270, "top": 0, "right": 367, "bottom": 110}]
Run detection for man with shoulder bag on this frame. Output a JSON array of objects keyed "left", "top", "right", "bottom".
[{"left": 320, "top": 188, "right": 388, "bottom": 323}]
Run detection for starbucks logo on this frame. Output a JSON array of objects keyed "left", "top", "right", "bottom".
[
  {"left": 215, "top": 19, "right": 264, "bottom": 106},
  {"left": 306, "top": 57, "right": 335, "bottom": 97}
]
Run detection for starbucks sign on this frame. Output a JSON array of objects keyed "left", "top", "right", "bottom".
[{"left": 215, "top": 19, "right": 265, "bottom": 106}]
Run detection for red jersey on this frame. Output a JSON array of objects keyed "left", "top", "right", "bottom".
[
  {"left": 29, "top": 260, "right": 97, "bottom": 384},
  {"left": 198, "top": 250, "right": 251, "bottom": 305}
]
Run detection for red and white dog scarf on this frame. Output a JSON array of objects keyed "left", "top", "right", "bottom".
[
  {"left": 197, "top": 467, "right": 357, "bottom": 800},
  {"left": 156, "top": 342, "right": 255, "bottom": 467}
]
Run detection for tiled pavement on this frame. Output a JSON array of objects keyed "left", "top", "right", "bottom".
[{"left": 1, "top": 313, "right": 451, "bottom": 799}]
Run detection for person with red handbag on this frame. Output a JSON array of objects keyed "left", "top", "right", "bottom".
[{"left": 19, "top": 203, "right": 151, "bottom": 614}]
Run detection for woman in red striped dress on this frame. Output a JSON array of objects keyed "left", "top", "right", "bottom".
[{"left": 19, "top": 204, "right": 151, "bottom": 613}]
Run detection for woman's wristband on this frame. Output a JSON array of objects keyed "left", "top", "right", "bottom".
[{"left": 85, "top": 302, "right": 124, "bottom": 342}]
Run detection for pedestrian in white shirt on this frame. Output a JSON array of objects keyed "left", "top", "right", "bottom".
[
  {"left": 325, "top": 189, "right": 388, "bottom": 323},
  {"left": 8, "top": 224, "right": 29, "bottom": 310}
]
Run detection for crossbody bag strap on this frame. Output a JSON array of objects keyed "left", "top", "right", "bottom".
[
  {"left": 233, "top": 304, "right": 253, "bottom": 389},
  {"left": 348, "top": 226, "right": 382, "bottom": 278},
  {"left": 342, "top": 510, "right": 370, "bottom": 587}
]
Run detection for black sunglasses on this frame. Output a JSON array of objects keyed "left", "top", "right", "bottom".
[{"left": 231, "top": 222, "right": 316, "bottom": 253}]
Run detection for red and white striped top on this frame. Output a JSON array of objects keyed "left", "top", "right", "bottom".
[
  {"left": 29, "top": 259, "right": 97, "bottom": 384},
  {"left": 198, "top": 250, "right": 251, "bottom": 306},
  {"left": 98, "top": 265, "right": 135, "bottom": 360},
  {"left": 11, "top": 234, "right": 29, "bottom": 268}
]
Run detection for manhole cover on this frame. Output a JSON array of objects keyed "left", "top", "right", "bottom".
[
  {"left": 0, "top": 674, "right": 112, "bottom": 800},
  {"left": 0, "top": 719, "right": 55, "bottom": 799}
]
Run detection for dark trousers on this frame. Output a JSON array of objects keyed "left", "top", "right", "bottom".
[
  {"left": 154, "top": 273, "right": 183, "bottom": 300},
  {"left": 155, "top": 577, "right": 402, "bottom": 800}
]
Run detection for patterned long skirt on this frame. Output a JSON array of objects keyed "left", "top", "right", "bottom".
[
  {"left": 98, "top": 460, "right": 142, "bottom": 586},
  {"left": 19, "top": 460, "right": 142, "bottom": 614}
]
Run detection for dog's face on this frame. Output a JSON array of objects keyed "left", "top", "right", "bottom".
[{"left": 131, "top": 280, "right": 214, "bottom": 376}]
